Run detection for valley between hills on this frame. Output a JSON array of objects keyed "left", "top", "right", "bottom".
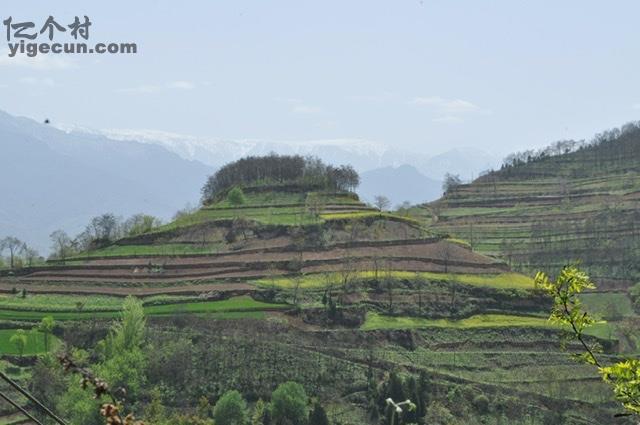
[{"left": 0, "top": 125, "right": 639, "bottom": 425}]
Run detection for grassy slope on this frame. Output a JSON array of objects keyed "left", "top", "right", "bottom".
[
  {"left": 9, "top": 178, "right": 632, "bottom": 422},
  {"left": 254, "top": 271, "right": 534, "bottom": 289},
  {"left": 361, "top": 312, "right": 615, "bottom": 340},
  {"left": 71, "top": 190, "right": 420, "bottom": 259},
  {"left": 418, "top": 131, "right": 640, "bottom": 283},
  {"left": 0, "top": 296, "right": 287, "bottom": 321},
  {"left": 0, "top": 329, "right": 60, "bottom": 355},
  {"left": 361, "top": 312, "right": 551, "bottom": 330}
]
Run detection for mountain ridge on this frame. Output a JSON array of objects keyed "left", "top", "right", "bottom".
[{"left": 0, "top": 110, "right": 213, "bottom": 253}]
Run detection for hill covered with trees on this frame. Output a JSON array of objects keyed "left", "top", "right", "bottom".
[
  {"left": 201, "top": 154, "right": 359, "bottom": 204},
  {"left": 424, "top": 122, "right": 640, "bottom": 287}
]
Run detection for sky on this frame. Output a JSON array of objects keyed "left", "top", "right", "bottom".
[{"left": 1, "top": 0, "right": 640, "bottom": 157}]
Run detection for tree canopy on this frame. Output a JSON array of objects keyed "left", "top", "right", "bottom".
[
  {"left": 212, "top": 390, "right": 249, "bottom": 425},
  {"left": 201, "top": 154, "right": 359, "bottom": 203},
  {"left": 270, "top": 381, "right": 309, "bottom": 425}
]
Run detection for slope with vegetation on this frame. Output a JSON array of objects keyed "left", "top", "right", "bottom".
[
  {"left": 0, "top": 153, "right": 635, "bottom": 424},
  {"left": 424, "top": 124, "right": 640, "bottom": 287}
]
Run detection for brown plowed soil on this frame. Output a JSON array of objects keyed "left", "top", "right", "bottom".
[
  {"left": 61, "top": 240, "right": 492, "bottom": 267},
  {"left": 9, "top": 239, "right": 504, "bottom": 284}
]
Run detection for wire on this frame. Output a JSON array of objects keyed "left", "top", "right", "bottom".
[
  {"left": 0, "top": 371, "right": 68, "bottom": 425},
  {"left": 0, "top": 390, "right": 45, "bottom": 425}
]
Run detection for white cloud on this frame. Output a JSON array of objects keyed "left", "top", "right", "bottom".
[
  {"left": 411, "top": 96, "right": 490, "bottom": 124},
  {"left": 632, "top": 103, "right": 640, "bottom": 110},
  {"left": 19, "top": 77, "right": 55, "bottom": 87},
  {"left": 167, "top": 80, "right": 195, "bottom": 90},
  {"left": 411, "top": 96, "right": 481, "bottom": 113},
  {"left": 0, "top": 49, "right": 74, "bottom": 70},
  {"left": 118, "top": 81, "right": 197, "bottom": 94}
]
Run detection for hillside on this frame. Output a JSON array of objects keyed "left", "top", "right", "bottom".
[
  {"left": 5, "top": 187, "right": 506, "bottom": 287},
  {"left": 423, "top": 124, "right": 640, "bottom": 289},
  {"left": 0, "top": 110, "right": 212, "bottom": 253},
  {"left": 0, "top": 155, "right": 632, "bottom": 424}
]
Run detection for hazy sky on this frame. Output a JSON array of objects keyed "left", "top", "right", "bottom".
[{"left": 2, "top": 0, "right": 640, "bottom": 156}]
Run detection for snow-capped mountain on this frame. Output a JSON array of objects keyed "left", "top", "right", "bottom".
[
  {"left": 1, "top": 110, "right": 504, "bottom": 252},
  {"left": 89, "top": 128, "right": 502, "bottom": 181},
  {"left": 1, "top": 111, "right": 213, "bottom": 253},
  {"left": 97, "top": 129, "right": 399, "bottom": 172}
]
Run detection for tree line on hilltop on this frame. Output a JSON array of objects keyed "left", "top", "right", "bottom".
[
  {"left": 201, "top": 154, "right": 360, "bottom": 204},
  {"left": 499, "top": 121, "right": 640, "bottom": 172}
]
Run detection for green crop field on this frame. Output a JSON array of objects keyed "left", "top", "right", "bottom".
[
  {"left": 0, "top": 293, "right": 125, "bottom": 311},
  {"left": 142, "top": 190, "right": 371, "bottom": 235},
  {"left": 580, "top": 292, "right": 634, "bottom": 319},
  {"left": 361, "top": 312, "right": 616, "bottom": 341},
  {"left": 254, "top": 271, "right": 534, "bottom": 289},
  {"left": 0, "top": 293, "right": 207, "bottom": 312},
  {"left": 0, "top": 329, "right": 59, "bottom": 355},
  {"left": 143, "top": 296, "right": 287, "bottom": 315},
  {"left": 0, "top": 296, "right": 288, "bottom": 321},
  {"left": 361, "top": 312, "right": 552, "bottom": 331}
]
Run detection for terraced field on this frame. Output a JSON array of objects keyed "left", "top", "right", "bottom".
[
  {"left": 0, "top": 181, "right": 635, "bottom": 424},
  {"left": 0, "top": 329, "right": 59, "bottom": 355},
  {"left": 0, "top": 295, "right": 288, "bottom": 321},
  {"left": 1, "top": 189, "right": 506, "bottom": 294},
  {"left": 422, "top": 133, "right": 640, "bottom": 287}
]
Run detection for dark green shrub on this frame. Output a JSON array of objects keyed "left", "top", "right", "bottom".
[{"left": 472, "top": 393, "right": 490, "bottom": 414}]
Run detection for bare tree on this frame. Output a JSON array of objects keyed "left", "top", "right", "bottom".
[
  {"left": 173, "top": 203, "right": 198, "bottom": 221},
  {"left": 123, "top": 214, "right": 162, "bottom": 236},
  {"left": 396, "top": 201, "right": 412, "bottom": 216},
  {"left": 467, "top": 223, "right": 475, "bottom": 250},
  {"left": 416, "top": 272, "right": 425, "bottom": 314},
  {"left": 292, "top": 274, "right": 303, "bottom": 306},
  {"left": 373, "top": 195, "right": 391, "bottom": 212},
  {"left": 437, "top": 241, "right": 453, "bottom": 273},
  {"left": 340, "top": 255, "right": 356, "bottom": 293},
  {"left": 0, "top": 236, "right": 24, "bottom": 269},
  {"left": 305, "top": 192, "right": 325, "bottom": 222},
  {"left": 385, "top": 261, "right": 394, "bottom": 313},
  {"left": 442, "top": 173, "right": 462, "bottom": 193},
  {"left": 87, "top": 213, "right": 120, "bottom": 242},
  {"left": 323, "top": 272, "right": 335, "bottom": 297},
  {"left": 50, "top": 230, "right": 73, "bottom": 263},
  {"left": 22, "top": 245, "right": 39, "bottom": 267}
]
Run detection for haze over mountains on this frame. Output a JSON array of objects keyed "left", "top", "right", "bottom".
[
  {"left": 96, "top": 128, "right": 500, "bottom": 205},
  {"left": 99, "top": 128, "right": 501, "bottom": 184},
  {"left": 0, "top": 109, "right": 501, "bottom": 252},
  {"left": 0, "top": 110, "right": 212, "bottom": 253}
]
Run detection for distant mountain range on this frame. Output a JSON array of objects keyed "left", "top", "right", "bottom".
[
  {"left": 0, "top": 110, "right": 212, "bottom": 253},
  {"left": 97, "top": 128, "right": 501, "bottom": 182},
  {"left": 359, "top": 165, "right": 442, "bottom": 206},
  {"left": 94, "top": 129, "right": 500, "bottom": 205},
  {"left": 0, "top": 109, "right": 502, "bottom": 253}
]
